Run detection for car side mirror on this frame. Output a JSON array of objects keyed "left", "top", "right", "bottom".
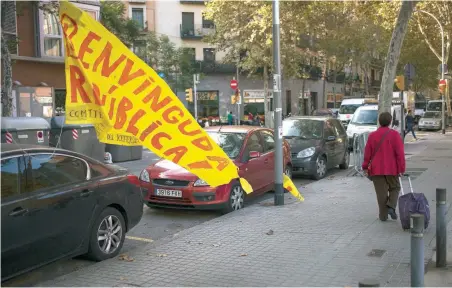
[
  {"left": 249, "top": 151, "right": 261, "bottom": 159},
  {"left": 326, "top": 135, "right": 336, "bottom": 141}
]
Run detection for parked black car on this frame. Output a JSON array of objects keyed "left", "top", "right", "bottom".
[
  {"left": 282, "top": 116, "right": 349, "bottom": 179},
  {"left": 1, "top": 144, "right": 143, "bottom": 281}
]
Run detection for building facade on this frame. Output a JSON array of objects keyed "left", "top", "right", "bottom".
[{"left": 4, "top": 0, "right": 100, "bottom": 117}]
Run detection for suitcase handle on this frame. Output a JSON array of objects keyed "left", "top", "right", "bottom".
[{"left": 399, "top": 174, "right": 414, "bottom": 195}]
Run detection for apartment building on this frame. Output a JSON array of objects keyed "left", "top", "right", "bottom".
[{"left": 4, "top": 0, "right": 100, "bottom": 117}]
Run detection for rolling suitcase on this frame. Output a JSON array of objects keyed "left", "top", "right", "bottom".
[{"left": 398, "top": 174, "right": 430, "bottom": 230}]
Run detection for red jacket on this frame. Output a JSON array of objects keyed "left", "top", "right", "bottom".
[{"left": 362, "top": 127, "right": 405, "bottom": 176}]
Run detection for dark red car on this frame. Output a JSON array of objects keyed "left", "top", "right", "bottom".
[{"left": 139, "top": 126, "right": 292, "bottom": 213}]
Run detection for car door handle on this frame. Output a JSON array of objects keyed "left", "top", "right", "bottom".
[
  {"left": 9, "top": 207, "right": 28, "bottom": 217},
  {"left": 80, "top": 189, "right": 94, "bottom": 197},
  {"left": 264, "top": 158, "right": 269, "bottom": 164}
]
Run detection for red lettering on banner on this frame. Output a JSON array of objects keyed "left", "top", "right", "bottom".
[
  {"left": 118, "top": 59, "right": 146, "bottom": 85},
  {"left": 126, "top": 109, "right": 145, "bottom": 136},
  {"left": 60, "top": 14, "right": 78, "bottom": 59},
  {"left": 93, "top": 42, "right": 126, "bottom": 77},
  {"left": 79, "top": 31, "right": 101, "bottom": 69},
  {"left": 164, "top": 146, "right": 188, "bottom": 164},
  {"left": 142, "top": 86, "right": 172, "bottom": 112},
  {"left": 188, "top": 160, "right": 213, "bottom": 170},
  {"left": 178, "top": 119, "right": 201, "bottom": 136},
  {"left": 206, "top": 156, "right": 229, "bottom": 171},
  {"left": 69, "top": 65, "right": 91, "bottom": 104},
  {"left": 139, "top": 121, "right": 159, "bottom": 142},
  {"left": 151, "top": 132, "right": 171, "bottom": 150},
  {"left": 162, "top": 106, "right": 184, "bottom": 124},
  {"left": 108, "top": 97, "right": 116, "bottom": 120},
  {"left": 192, "top": 136, "right": 213, "bottom": 151},
  {"left": 133, "top": 79, "right": 153, "bottom": 95},
  {"left": 114, "top": 98, "right": 133, "bottom": 129},
  {"left": 92, "top": 83, "right": 106, "bottom": 106}
]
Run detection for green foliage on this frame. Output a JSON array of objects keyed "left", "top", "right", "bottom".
[{"left": 100, "top": 1, "right": 140, "bottom": 48}]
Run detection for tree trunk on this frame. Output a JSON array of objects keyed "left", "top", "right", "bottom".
[
  {"left": 1, "top": 31, "right": 13, "bottom": 117},
  {"left": 300, "top": 78, "right": 306, "bottom": 115},
  {"left": 263, "top": 65, "right": 269, "bottom": 127},
  {"left": 322, "top": 60, "right": 328, "bottom": 108},
  {"left": 379, "top": 1, "right": 417, "bottom": 115}
]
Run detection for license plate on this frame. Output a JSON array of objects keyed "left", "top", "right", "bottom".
[{"left": 155, "top": 189, "right": 182, "bottom": 198}]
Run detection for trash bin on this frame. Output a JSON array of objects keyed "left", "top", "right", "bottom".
[
  {"left": 48, "top": 116, "right": 105, "bottom": 161},
  {"left": 105, "top": 144, "right": 143, "bottom": 163},
  {"left": 1, "top": 117, "right": 50, "bottom": 146}
]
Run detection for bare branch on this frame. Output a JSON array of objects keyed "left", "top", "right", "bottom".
[{"left": 416, "top": 16, "right": 442, "bottom": 62}]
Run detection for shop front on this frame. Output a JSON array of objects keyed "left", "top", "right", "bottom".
[
  {"left": 187, "top": 90, "right": 220, "bottom": 124},
  {"left": 12, "top": 86, "right": 54, "bottom": 118},
  {"left": 326, "top": 92, "right": 344, "bottom": 109},
  {"left": 242, "top": 90, "right": 273, "bottom": 124}
]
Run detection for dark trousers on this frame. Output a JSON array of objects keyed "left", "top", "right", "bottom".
[
  {"left": 371, "top": 175, "right": 400, "bottom": 220},
  {"left": 404, "top": 124, "right": 417, "bottom": 139}
]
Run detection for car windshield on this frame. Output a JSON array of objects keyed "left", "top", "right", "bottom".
[
  {"left": 339, "top": 104, "right": 361, "bottom": 114},
  {"left": 423, "top": 112, "right": 441, "bottom": 118},
  {"left": 426, "top": 102, "right": 443, "bottom": 111},
  {"left": 282, "top": 119, "right": 323, "bottom": 139},
  {"left": 207, "top": 132, "right": 246, "bottom": 159},
  {"left": 350, "top": 109, "right": 378, "bottom": 125}
]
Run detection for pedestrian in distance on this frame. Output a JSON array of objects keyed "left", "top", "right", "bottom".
[
  {"left": 227, "top": 111, "right": 233, "bottom": 125},
  {"left": 404, "top": 110, "right": 417, "bottom": 140},
  {"left": 362, "top": 112, "right": 406, "bottom": 222}
]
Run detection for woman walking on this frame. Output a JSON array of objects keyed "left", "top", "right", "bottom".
[
  {"left": 362, "top": 112, "right": 406, "bottom": 221},
  {"left": 404, "top": 110, "right": 417, "bottom": 140}
]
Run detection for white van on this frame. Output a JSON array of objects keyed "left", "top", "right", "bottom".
[
  {"left": 346, "top": 104, "right": 402, "bottom": 150},
  {"left": 338, "top": 98, "right": 367, "bottom": 128}
]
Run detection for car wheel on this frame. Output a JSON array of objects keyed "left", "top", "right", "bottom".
[
  {"left": 223, "top": 183, "right": 245, "bottom": 214},
  {"left": 313, "top": 156, "right": 327, "bottom": 180},
  {"left": 86, "top": 207, "right": 126, "bottom": 261},
  {"left": 339, "top": 150, "right": 350, "bottom": 170}
]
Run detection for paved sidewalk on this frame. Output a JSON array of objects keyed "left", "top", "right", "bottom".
[
  {"left": 39, "top": 135, "right": 452, "bottom": 287},
  {"left": 425, "top": 220, "right": 452, "bottom": 287}
]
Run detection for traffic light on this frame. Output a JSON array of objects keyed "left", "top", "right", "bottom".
[
  {"left": 185, "top": 88, "right": 193, "bottom": 102},
  {"left": 394, "top": 75, "right": 405, "bottom": 91}
]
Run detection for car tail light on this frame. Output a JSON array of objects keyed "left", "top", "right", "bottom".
[{"left": 127, "top": 174, "right": 140, "bottom": 186}]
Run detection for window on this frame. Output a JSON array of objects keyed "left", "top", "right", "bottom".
[
  {"left": 331, "top": 120, "right": 346, "bottom": 136},
  {"left": 1, "top": 157, "right": 20, "bottom": 198},
  {"left": 84, "top": 10, "right": 98, "bottom": 20},
  {"left": 324, "top": 122, "right": 335, "bottom": 138},
  {"left": 202, "top": 15, "right": 214, "bottom": 29},
  {"left": 207, "top": 132, "right": 246, "bottom": 159},
  {"left": 40, "top": 11, "right": 63, "bottom": 57},
  {"left": 203, "top": 48, "right": 215, "bottom": 62},
  {"left": 2, "top": 1, "right": 18, "bottom": 55},
  {"left": 260, "top": 130, "right": 275, "bottom": 152},
  {"left": 132, "top": 40, "right": 147, "bottom": 60},
  {"left": 131, "top": 7, "right": 145, "bottom": 29},
  {"left": 245, "top": 133, "right": 263, "bottom": 153},
  {"left": 23, "top": 154, "right": 88, "bottom": 194}
]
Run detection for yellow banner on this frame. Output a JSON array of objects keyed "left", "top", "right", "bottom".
[
  {"left": 58, "top": 1, "right": 252, "bottom": 193},
  {"left": 283, "top": 174, "right": 304, "bottom": 202}
]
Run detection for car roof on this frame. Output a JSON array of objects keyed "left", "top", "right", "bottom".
[
  {"left": 204, "top": 125, "right": 265, "bottom": 133},
  {"left": 284, "top": 116, "right": 331, "bottom": 121},
  {"left": 357, "top": 104, "right": 378, "bottom": 110},
  {"left": 341, "top": 98, "right": 365, "bottom": 104},
  {"left": 1, "top": 144, "right": 91, "bottom": 159}
]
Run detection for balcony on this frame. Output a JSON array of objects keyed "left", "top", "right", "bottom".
[
  {"left": 195, "top": 61, "right": 236, "bottom": 74},
  {"left": 180, "top": 24, "right": 215, "bottom": 39}
]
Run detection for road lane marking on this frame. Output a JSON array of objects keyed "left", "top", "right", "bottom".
[{"left": 125, "top": 236, "right": 154, "bottom": 243}]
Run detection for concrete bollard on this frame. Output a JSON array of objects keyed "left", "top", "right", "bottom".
[
  {"left": 358, "top": 279, "right": 380, "bottom": 287},
  {"left": 436, "top": 188, "right": 447, "bottom": 268},
  {"left": 411, "top": 214, "right": 425, "bottom": 287}
]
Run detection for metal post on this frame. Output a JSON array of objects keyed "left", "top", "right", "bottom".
[
  {"left": 411, "top": 214, "right": 425, "bottom": 288},
  {"left": 436, "top": 188, "right": 447, "bottom": 268},
  {"left": 236, "top": 66, "right": 240, "bottom": 125},
  {"left": 193, "top": 74, "right": 198, "bottom": 121},
  {"left": 401, "top": 90, "right": 405, "bottom": 142},
  {"left": 272, "top": 0, "right": 284, "bottom": 206},
  {"left": 358, "top": 279, "right": 380, "bottom": 287}
]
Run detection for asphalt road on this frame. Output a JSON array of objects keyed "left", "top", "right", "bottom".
[{"left": 3, "top": 131, "right": 440, "bottom": 287}]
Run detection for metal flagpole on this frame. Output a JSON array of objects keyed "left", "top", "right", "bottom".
[{"left": 272, "top": 0, "right": 284, "bottom": 206}]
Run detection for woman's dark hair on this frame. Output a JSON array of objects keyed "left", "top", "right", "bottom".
[{"left": 379, "top": 112, "right": 392, "bottom": 127}]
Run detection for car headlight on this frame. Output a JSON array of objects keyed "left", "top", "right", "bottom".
[
  {"left": 139, "top": 169, "right": 150, "bottom": 182},
  {"left": 297, "top": 147, "right": 315, "bottom": 158},
  {"left": 193, "top": 179, "right": 209, "bottom": 187}
]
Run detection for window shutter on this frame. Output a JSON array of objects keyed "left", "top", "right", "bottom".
[{"left": 2, "top": 1, "right": 18, "bottom": 55}]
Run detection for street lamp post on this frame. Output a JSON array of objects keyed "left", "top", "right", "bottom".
[{"left": 415, "top": 9, "right": 446, "bottom": 134}]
